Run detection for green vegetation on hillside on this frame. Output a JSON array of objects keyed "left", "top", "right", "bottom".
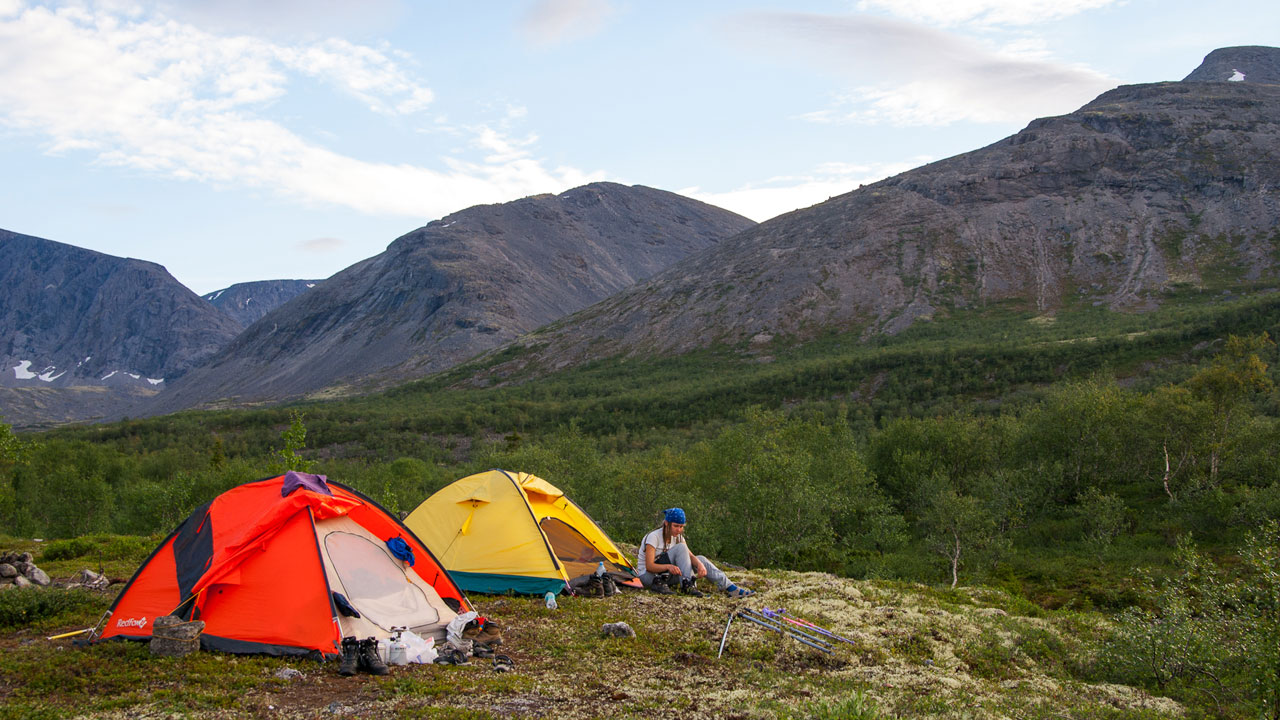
[{"left": 4, "top": 287, "right": 1280, "bottom": 717}]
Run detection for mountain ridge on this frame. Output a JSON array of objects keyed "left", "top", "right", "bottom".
[
  {"left": 474, "top": 66, "right": 1280, "bottom": 379},
  {"left": 147, "top": 182, "right": 755, "bottom": 413}
]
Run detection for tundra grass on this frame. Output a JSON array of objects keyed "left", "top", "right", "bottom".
[{"left": 0, "top": 564, "right": 1188, "bottom": 720}]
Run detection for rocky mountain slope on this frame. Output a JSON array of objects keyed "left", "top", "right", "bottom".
[
  {"left": 479, "top": 47, "right": 1280, "bottom": 375},
  {"left": 0, "top": 229, "right": 242, "bottom": 426},
  {"left": 203, "top": 279, "right": 321, "bottom": 328},
  {"left": 150, "top": 183, "right": 754, "bottom": 411},
  {"left": 1183, "top": 45, "right": 1280, "bottom": 83}
]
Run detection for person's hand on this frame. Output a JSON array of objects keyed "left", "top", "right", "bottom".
[
  {"left": 695, "top": 565, "right": 707, "bottom": 579},
  {"left": 669, "top": 565, "right": 682, "bottom": 576}
]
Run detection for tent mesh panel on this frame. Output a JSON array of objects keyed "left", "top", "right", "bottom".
[{"left": 538, "top": 517, "right": 630, "bottom": 579}]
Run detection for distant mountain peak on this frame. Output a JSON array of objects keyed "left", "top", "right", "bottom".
[
  {"left": 203, "top": 278, "right": 322, "bottom": 328},
  {"left": 1183, "top": 45, "right": 1280, "bottom": 84},
  {"left": 149, "top": 183, "right": 754, "bottom": 412}
]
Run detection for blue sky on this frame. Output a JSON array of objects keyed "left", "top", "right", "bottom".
[{"left": 0, "top": 0, "right": 1276, "bottom": 295}]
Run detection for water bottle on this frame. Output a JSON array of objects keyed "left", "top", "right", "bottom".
[
  {"left": 595, "top": 561, "right": 606, "bottom": 577},
  {"left": 544, "top": 591, "right": 558, "bottom": 610}
]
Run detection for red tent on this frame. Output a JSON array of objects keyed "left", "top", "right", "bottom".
[{"left": 97, "top": 472, "right": 469, "bottom": 657}]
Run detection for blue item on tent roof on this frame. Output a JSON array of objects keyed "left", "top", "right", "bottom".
[{"left": 386, "top": 536, "right": 415, "bottom": 566}]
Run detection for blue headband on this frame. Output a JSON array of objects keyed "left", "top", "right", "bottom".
[{"left": 665, "top": 507, "right": 686, "bottom": 524}]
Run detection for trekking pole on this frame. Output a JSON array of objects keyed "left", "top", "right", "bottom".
[
  {"left": 735, "top": 610, "right": 833, "bottom": 654},
  {"left": 761, "top": 607, "right": 858, "bottom": 646},
  {"left": 716, "top": 612, "right": 735, "bottom": 659},
  {"left": 764, "top": 607, "right": 856, "bottom": 645},
  {"left": 741, "top": 609, "right": 834, "bottom": 650}
]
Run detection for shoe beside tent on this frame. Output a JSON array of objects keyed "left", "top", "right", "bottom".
[
  {"left": 96, "top": 472, "right": 469, "bottom": 657},
  {"left": 404, "top": 469, "right": 637, "bottom": 595}
]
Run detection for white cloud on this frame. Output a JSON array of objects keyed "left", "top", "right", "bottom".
[
  {"left": 298, "top": 236, "right": 343, "bottom": 252},
  {"left": 681, "top": 158, "right": 932, "bottom": 223},
  {"left": 857, "top": 0, "right": 1120, "bottom": 27},
  {"left": 0, "top": 2, "right": 595, "bottom": 219},
  {"left": 520, "top": 0, "right": 613, "bottom": 47},
  {"left": 159, "top": 0, "right": 405, "bottom": 37},
  {"left": 734, "top": 13, "right": 1117, "bottom": 126}
]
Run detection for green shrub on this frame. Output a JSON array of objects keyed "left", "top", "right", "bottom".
[
  {"left": 780, "top": 691, "right": 892, "bottom": 720},
  {"left": 956, "top": 631, "right": 1020, "bottom": 680},
  {"left": 1104, "top": 524, "right": 1280, "bottom": 719},
  {"left": 0, "top": 587, "right": 106, "bottom": 630},
  {"left": 40, "top": 534, "right": 152, "bottom": 563},
  {"left": 39, "top": 537, "right": 98, "bottom": 561}
]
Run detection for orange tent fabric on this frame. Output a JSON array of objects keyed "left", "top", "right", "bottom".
[{"left": 98, "top": 473, "right": 468, "bottom": 657}]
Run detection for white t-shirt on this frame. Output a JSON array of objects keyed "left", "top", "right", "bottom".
[{"left": 636, "top": 527, "right": 686, "bottom": 575}]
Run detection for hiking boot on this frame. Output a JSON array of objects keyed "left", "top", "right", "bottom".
[
  {"left": 680, "top": 578, "right": 704, "bottom": 597},
  {"left": 602, "top": 574, "right": 618, "bottom": 596},
  {"left": 649, "top": 574, "right": 675, "bottom": 595},
  {"left": 581, "top": 575, "right": 605, "bottom": 597},
  {"left": 358, "top": 637, "right": 390, "bottom": 675},
  {"left": 472, "top": 622, "right": 504, "bottom": 647},
  {"left": 339, "top": 636, "right": 360, "bottom": 676}
]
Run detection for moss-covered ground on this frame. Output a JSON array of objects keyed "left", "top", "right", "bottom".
[{"left": 0, "top": 537, "right": 1180, "bottom": 720}]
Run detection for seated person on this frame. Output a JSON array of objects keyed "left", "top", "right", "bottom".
[{"left": 636, "top": 507, "right": 754, "bottom": 597}]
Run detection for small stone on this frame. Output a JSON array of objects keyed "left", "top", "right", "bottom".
[
  {"left": 600, "top": 622, "right": 636, "bottom": 638},
  {"left": 12, "top": 575, "right": 31, "bottom": 588},
  {"left": 153, "top": 615, "right": 205, "bottom": 640},
  {"left": 73, "top": 569, "right": 110, "bottom": 590},
  {"left": 0, "top": 563, "right": 16, "bottom": 578},
  {"left": 274, "top": 668, "right": 304, "bottom": 681},
  {"left": 25, "top": 567, "right": 51, "bottom": 587},
  {"left": 149, "top": 636, "right": 200, "bottom": 657}
]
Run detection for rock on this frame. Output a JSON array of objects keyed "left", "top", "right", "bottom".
[
  {"left": 153, "top": 615, "right": 205, "bottom": 640},
  {"left": 274, "top": 668, "right": 304, "bottom": 681},
  {"left": 12, "top": 575, "right": 31, "bottom": 588},
  {"left": 0, "top": 563, "right": 16, "bottom": 578},
  {"left": 25, "top": 567, "right": 51, "bottom": 587},
  {"left": 149, "top": 636, "right": 200, "bottom": 658},
  {"left": 72, "top": 569, "right": 109, "bottom": 590},
  {"left": 600, "top": 622, "right": 636, "bottom": 638}
]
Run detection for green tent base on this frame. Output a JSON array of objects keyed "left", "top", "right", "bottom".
[{"left": 449, "top": 571, "right": 567, "bottom": 596}]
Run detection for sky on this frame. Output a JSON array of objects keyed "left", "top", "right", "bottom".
[{"left": 0, "top": 1, "right": 1276, "bottom": 295}]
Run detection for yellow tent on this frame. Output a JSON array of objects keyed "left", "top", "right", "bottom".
[{"left": 404, "top": 469, "right": 636, "bottom": 595}]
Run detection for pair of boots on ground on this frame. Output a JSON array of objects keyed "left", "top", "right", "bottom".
[
  {"left": 339, "top": 636, "right": 389, "bottom": 676},
  {"left": 649, "top": 571, "right": 703, "bottom": 597},
  {"left": 578, "top": 572, "right": 620, "bottom": 597},
  {"left": 460, "top": 617, "right": 504, "bottom": 659}
]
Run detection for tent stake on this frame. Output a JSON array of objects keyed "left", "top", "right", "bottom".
[{"left": 47, "top": 628, "right": 93, "bottom": 641}]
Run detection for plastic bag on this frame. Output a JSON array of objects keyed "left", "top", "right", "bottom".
[
  {"left": 446, "top": 610, "right": 479, "bottom": 650},
  {"left": 399, "top": 629, "right": 437, "bottom": 664}
]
